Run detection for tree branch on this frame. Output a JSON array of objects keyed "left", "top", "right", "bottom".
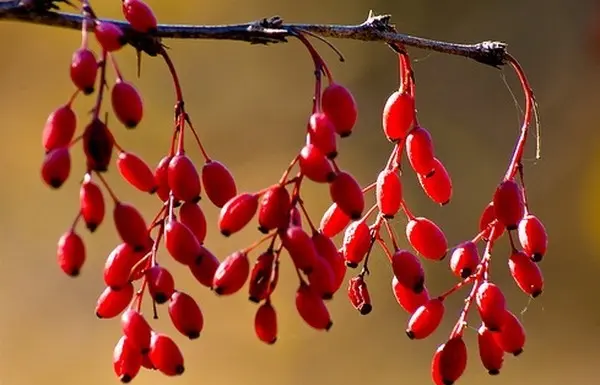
[{"left": 0, "top": 1, "right": 508, "bottom": 67}]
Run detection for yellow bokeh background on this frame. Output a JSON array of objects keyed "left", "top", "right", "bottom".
[{"left": 0, "top": 1, "right": 599, "bottom": 384}]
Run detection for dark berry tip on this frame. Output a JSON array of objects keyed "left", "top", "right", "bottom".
[
  {"left": 460, "top": 268, "right": 472, "bottom": 279},
  {"left": 125, "top": 121, "right": 138, "bottom": 129},
  {"left": 350, "top": 212, "right": 362, "bottom": 220},
  {"left": 513, "top": 348, "right": 524, "bottom": 356},
  {"left": 442, "top": 379, "right": 454, "bottom": 385},
  {"left": 267, "top": 337, "right": 277, "bottom": 345},
  {"left": 326, "top": 172, "right": 337, "bottom": 183},
  {"left": 405, "top": 330, "right": 415, "bottom": 340},
  {"left": 488, "top": 369, "right": 500, "bottom": 376},
  {"left": 221, "top": 230, "right": 231, "bottom": 237},
  {"left": 154, "top": 294, "right": 168, "bottom": 304},
  {"left": 440, "top": 199, "right": 450, "bottom": 206},
  {"left": 187, "top": 330, "right": 201, "bottom": 340},
  {"left": 326, "top": 151, "right": 338, "bottom": 160},
  {"left": 83, "top": 87, "right": 95, "bottom": 95},
  {"left": 339, "top": 131, "right": 351, "bottom": 138},
  {"left": 49, "top": 179, "right": 64, "bottom": 189},
  {"left": 383, "top": 214, "right": 395, "bottom": 220},
  {"left": 120, "top": 374, "right": 132, "bottom": 383},
  {"left": 68, "top": 269, "right": 80, "bottom": 277},
  {"left": 531, "top": 289, "right": 543, "bottom": 298},
  {"left": 322, "top": 292, "right": 334, "bottom": 301},
  {"left": 175, "top": 365, "right": 185, "bottom": 375},
  {"left": 413, "top": 282, "right": 425, "bottom": 294},
  {"left": 424, "top": 169, "right": 436, "bottom": 178},
  {"left": 325, "top": 321, "right": 333, "bottom": 331},
  {"left": 248, "top": 296, "right": 260, "bottom": 303},
  {"left": 86, "top": 223, "right": 98, "bottom": 233},
  {"left": 214, "top": 286, "right": 224, "bottom": 295},
  {"left": 257, "top": 226, "right": 269, "bottom": 235},
  {"left": 507, "top": 224, "right": 518, "bottom": 231},
  {"left": 359, "top": 304, "right": 372, "bottom": 315},
  {"left": 531, "top": 253, "right": 543, "bottom": 263},
  {"left": 148, "top": 186, "right": 158, "bottom": 195},
  {"left": 95, "top": 312, "right": 104, "bottom": 319},
  {"left": 345, "top": 261, "right": 358, "bottom": 268}
]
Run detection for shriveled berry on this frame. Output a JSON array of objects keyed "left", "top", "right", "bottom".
[
  {"left": 417, "top": 158, "right": 452, "bottom": 205},
  {"left": 94, "top": 21, "right": 125, "bottom": 52},
  {"left": 70, "top": 48, "right": 98, "bottom": 94},
  {"left": 449, "top": 241, "right": 480, "bottom": 279},
  {"left": 509, "top": 250, "right": 544, "bottom": 298},
  {"left": 299, "top": 144, "right": 336, "bottom": 183},
  {"left": 122, "top": 0, "right": 157, "bottom": 33},
  {"left": 117, "top": 151, "right": 157, "bottom": 193},
  {"left": 42, "top": 104, "right": 77, "bottom": 152},
  {"left": 321, "top": 83, "right": 358, "bottom": 137},
  {"left": 329, "top": 171, "right": 364, "bottom": 220},
  {"left": 312, "top": 231, "right": 346, "bottom": 293},
  {"left": 406, "top": 126, "right": 436, "bottom": 175},
  {"left": 41, "top": 147, "right": 71, "bottom": 188},
  {"left": 347, "top": 276, "right": 372, "bottom": 315},
  {"left": 475, "top": 282, "right": 506, "bottom": 331},
  {"left": 57, "top": 230, "right": 86, "bottom": 277},
  {"left": 392, "top": 249, "right": 425, "bottom": 293},
  {"left": 202, "top": 160, "right": 237, "bottom": 208},
  {"left": 493, "top": 310, "right": 526, "bottom": 356},
  {"left": 255, "top": 301, "right": 278, "bottom": 344},
  {"left": 112, "top": 80, "right": 144, "bottom": 128},
  {"left": 145, "top": 265, "right": 175, "bottom": 304},
  {"left": 80, "top": 174, "right": 105, "bottom": 232},
  {"left": 189, "top": 246, "right": 220, "bottom": 287},
  {"left": 281, "top": 226, "right": 319, "bottom": 273},
  {"left": 113, "top": 336, "right": 142, "bottom": 383},
  {"left": 257, "top": 184, "right": 291, "bottom": 233},
  {"left": 154, "top": 155, "right": 172, "bottom": 202},
  {"left": 518, "top": 214, "right": 548, "bottom": 262},
  {"left": 83, "top": 119, "right": 114, "bottom": 172},
  {"left": 95, "top": 283, "right": 134, "bottom": 319},
  {"left": 149, "top": 333, "right": 185, "bottom": 376},
  {"left": 382, "top": 90, "right": 415, "bottom": 142},
  {"left": 218, "top": 193, "right": 259, "bottom": 236},
  {"left": 342, "top": 220, "right": 371, "bottom": 268},
  {"left": 376, "top": 169, "right": 402, "bottom": 218},
  {"left": 248, "top": 250, "right": 275, "bottom": 302},
  {"left": 406, "top": 298, "right": 445, "bottom": 339},
  {"left": 164, "top": 219, "right": 203, "bottom": 265},
  {"left": 213, "top": 251, "right": 250, "bottom": 295},
  {"left": 319, "top": 202, "right": 351, "bottom": 238},
  {"left": 477, "top": 324, "right": 504, "bottom": 375},
  {"left": 121, "top": 309, "right": 152, "bottom": 353},
  {"left": 179, "top": 202, "right": 207, "bottom": 244},
  {"left": 479, "top": 202, "right": 505, "bottom": 241},
  {"left": 169, "top": 291, "right": 204, "bottom": 339},
  {"left": 296, "top": 283, "right": 333, "bottom": 330},
  {"left": 168, "top": 153, "right": 201, "bottom": 203},
  {"left": 113, "top": 202, "right": 149, "bottom": 251},
  {"left": 406, "top": 217, "right": 448, "bottom": 260},
  {"left": 392, "top": 277, "right": 430, "bottom": 314},
  {"left": 431, "top": 337, "right": 467, "bottom": 385},
  {"left": 104, "top": 243, "right": 143, "bottom": 289},
  {"left": 308, "top": 112, "right": 337, "bottom": 158},
  {"left": 493, "top": 180, "right": 525, "bottom": 230}
]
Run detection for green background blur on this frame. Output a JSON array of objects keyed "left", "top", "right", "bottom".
[{"left": 0, "top": 0, "right": 598, "bottom": 384}]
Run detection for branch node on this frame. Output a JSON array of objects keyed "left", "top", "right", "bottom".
[
  {"left": 363, "top": 11, "right": 394, "bottom": 32},
  {"left": 473, "top": 40, "right": 509, "bottom": 68}
]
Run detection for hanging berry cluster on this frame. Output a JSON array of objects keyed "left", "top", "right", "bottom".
[{"left": 40, "top": 1, "right": 546, "bottom": 384}]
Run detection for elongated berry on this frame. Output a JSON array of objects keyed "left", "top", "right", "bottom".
[
  {"left": 255, "top": 301, "right": 278, "bottom": 344},
  {"left": 281, "top": 226, "right": 319, "bottom": 273},
  {"left": 83, "top": 119, "right": 114, "bottom": 172},
  {"left": 406, "top": 126, "right": 436, "bottom": 175},
  {"left": 321, "top": 83, "right": 357, "bottom": 137},
  {"left": 113, "top": 202, "right": 149, "bottom": 251},
  {"left": 493, "top": 310, "right": 525, "bottom": 356},
  {"left": 169, "top": 291, "right": 204, "bottom": 339},
  {"left": 376, "top": 169, "right": 402, "bottom": 218},
  {"left": 347, "top": 276, "right": 372, "bottom": 315},
  {"left": 493, "top": 180, "right": 525, "bottom": 230},
  {"left": 475, "top": 282, "right": 506, "bottom": 331},
  {"left": 392, "top": 277, "right": 430, "bottom": 314},
  {"left": 113, "top": 336, "right": 142, "bottom": 383},
  {"left": 296, "top": 283, "right": 333, "bottom": 330},
  {"left": 248, "top": 250, "right": 275, "bottom": 302},
  {"left": 179, "top": 202, "right": 207, "bottom": 244},
  {"left": 329, "top": 171, "right": 364, "bottom": 220},
  {"left": 145, "top": 265, "right": 175, "bottom": 304},
  {"left": 104, "top": 243, "right": 143, "bottom": 289},
  {"left": 219, "top": 193, "right": 259, "bottom": 236},
  {"left": 509, "top": 250, "right": 544, "bottom": 298},
  {"left": 299, "top": 144, "right": 336, "bottom": 183},
  {"left": 477, "top": 324, "right": 504, "bottom": 375},
  {"left": 342, "top": 220, "right": 371, "bottom": 268},
  {"left": 392, "top": 249, "right": 425, "bottom": 293},
  {"left": 308, "top": 112, "right": 337, "bottom": 158},
  {"left": 406, "top": 217, "right": 448, "bottom": 260},
  {"left": 41, "top": 147, "right": 71, "bottom": 188},
  {"left": 213, "top": 251, "right": 250, "bottom": 295},
  {"left": 57, "top": 230, "right": 86, "bottom": 277},
  {"left": 121, "top": 309, "right": 152, "bottom": 353},
  {"left": 154, "top": 155, "right": 172, "bottom": 202},
  {"left": 431, "top": 337, "right": 467, "bottom": 385},
  {"left": 312, "top": 231, "right": 346, "bottom": 293},
  {"left": 418, "top": 158, "right": 452, "bottom": 205},
  {"left": 168, "top": 153, "right": 201, "bottom": 203},
  {"left": 112, "top": 80, "right": 143, "bottom": 128},
  {"left": 80, "top": 175, "right": 105, "bottom": 232},
  {"left": 307, "top": 255, "right": 335, "bottom": 300},
  {"left": 257, "top": 184, "right": 291, "bottom": 233},
  {"left": 202, "top": 160, "right": 237, "bottom": 208},
  {"left": 319, "top": 202, "right": 351, "bottom": 237},
  {"left": 70, "top": 48, "right": 98, "bottom": 94},
  {"left": 518, "top": 214, "right": 548, "bottom": 262},
  {"left": 406, "top": 298, "right": 445, "bottom": 339},
  {"left": 189, "top": 246, "right": 220, "bottom": 287},
  {"left": 95, "top": 21, "right": 125, "bottom": 52},
  {"left": 42, "top": 104, "right": 77, "bottom": 152},
  {"left": 117, "top": 151, "right": 157, "bottom": 193},
  {"left": 122, "top": 0, "right": 157, "bottom": 33},
  {"left": 479, "top": 202, "right": 505, "bottom": 241},
  {"left": 164, "top": 219, "right": 203, "bottom": 265},
  {"left": 149, "top": 333, "right": 185, "bottom": 376},
  {"left": 382, "top": 90, "right": 415, "bottom": 141},
  {"left": 96, "top": 283, "right": 134, "bottom": 318},
  {"left": 449, "top": 241, "right": 480, "bottom": 279}
]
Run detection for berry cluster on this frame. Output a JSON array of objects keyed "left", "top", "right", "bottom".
[{"left": 41, "top": 2, "right": 545, "bottom": 384}]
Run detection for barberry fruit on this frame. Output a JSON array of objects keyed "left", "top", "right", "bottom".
[
  {"left": 376, "top": 169, "right": 403, "bottom": 218},
  {"left": 517, "top": 214, "right": 548, "bottom": 262},
  {"left": 42, "top": 104, "right": 77, "bottom": 152},
  {"left": 321, "top": 82, "right": 358, "bottom": 137},
  {"left": 312, "top": 231, "right": 346, "bottom": 292},
  {"left": 257, "top": 184, "right": 291, "bottom": 233},
  {"left": 178, "top": 202, "right": 207, "bottom": 245},
  {"left": 449, "top": 241, "right": 480, "bottom": 279},
  {"left": 94, "top": 21, "right": 126, "bottom": 52},
  {"left": 168, "top": 153, "right": 201, "bottom": 203},
  {"left": 299, "top": 144, "right": 336, "bottom": 183},
  {"left": 164, "top": 219, "right": 203, "bottom": 265},
  {"left": 145, "top": 265, "right": 175, "bottom": 304},
  {"left": 154, "top": 155, "right": 172, "bottom": 202},
  {"left": 104, "top": 243, "right": 143, "bottom": 289},
  {"left": 392, "top": 277, "right": 430, "bottom": 314},
  {"left": 431, "top": 336, "right": 467, "bottom": 385},
  {"left": 57, "top": 230, "right": 86, "bottom": 277},
  {"left": 201, "top": 160, "right": 237, "bottom": 208},
  {"left": 112, "top": 80, "right": 144, "bottom": 128},
  {"left": 406, "top": 297, "right": 445, "bottom": 340},
  {"left": 406, "top": 126, "right": 435, "bottom": 175},
  {"left": 212, "top": 251, "right": 250, "bottom": 295},
  {"left": 121, "top": 309, "right": 152, "bottom": 353},
  {"left": 218, "top": 193, "right": 259, "bottom": 236},
  {"left": 248, "top": 250, "right": 275, "bottom": 302},
  {"left": 149, "top": 332, "right": 185, "bottom": 376},
  {"left": 392, "top": 249, "right": 425, "bottom": 293},
  {"left": 295, "top": 283, "right": 333, "bottom": 330},
  {"left": 417, "top": 158, "right": 452, "bottom": 205},
  {"left": 281, "top": 226, "right": 319, "bottom": 273},
  {"left": 508, "top": 250, "right": 544, "bottom": 298},
  {"left": 41, "top": 147, "right": 71, "bottom": 188},
  {"left": 493, "top": 310, "right": 526, "bottom": 356},
  {"left": 475, "top": 282, "right": 507, "bottom": 331},
  {"left": 189, "top": 246, "right": 220, "bottom": 288},
  {"left": 493, "top": 180, "right": 525, "bottom": 230},
  {"left": 479, "top": 202, "right": 505, "bottom": 241},
  {"left": 329, "top": 171, "right": 365, "bottom": 220},
  {"left": 83, "top": 119, "right": 114, "bottom": 172},
  {"left": 122, "top": 0, "right": 158, "bottom": 33},
  {"left": 113, "top": 202, "right": 149, "bottom": 251},
  {"left": 96, "top": 283, "right": 135, "bottom": 319},
  {"left": 342, "top": 219, "right": 372, "bottom": 268},
  {"left": 80, "top": 175, "right": 105, "bottom": 232},
  {"left": 254, "top": 301, "right": 278, "bottom": 344},
  {"left": 477, "top": 324, "right": 504, "bottom": 375},
  {"left": 319, "top": 202, "right": 351, "bottom": 237},
  {"left": 168, "top": 291, "right": 204, "bottom": 339},
  {"left": 406, "top": 217, "right": 448, "bottom": 260},
  {"left": 382, "top": 90, "right": 415, "bottom": 141},
  {"left": 117, "top": 151, "right": 157, "bottom": 193},
  {"left": 113, "top": 335, "right": 142, "bottom": 383},
  {"left": 70, "top": 48, "right": 98, "bottom": 94},
  {"left": 308, "top": 112, "right": 337, "bottom": 158}
]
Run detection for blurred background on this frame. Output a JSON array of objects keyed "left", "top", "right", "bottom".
[{"left": 0, "top": 0, "right": 598, "bottom": 384}]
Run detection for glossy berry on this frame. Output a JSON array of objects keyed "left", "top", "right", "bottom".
[
  {"left": 329, "top": 171, "right": 364, "bottom": 220},
  {"left": 308, "top": 112, "right": 337, "bottom": 158},
  {"left": 189, "top": 246, "right": 220, "bottom": 287},
  {"left": 218, "top": 193, "right": 259, "bottom": 236},
  {"left": 431, "top": 337, "right": 467, "bottom": 385},
  {"left": 255, "top": 301, "right": 278, "bottom": 344},
  {"left": 70, "top": 48, "right": 98, "bottom": 94},
  {"left": 299, "top": 144, "right": 336, "bottom": 183},
  {"left": 342, "top": 219, "right": 371, "bottom": 268},
  {"left": 164, "top": 219, "right": 203, "bottom": 265},
  {"left": 477, "top": 324, "right": 504, "bottom": 375},
  {"left": 168, "top": 153, "right": 201, "bottom": 203},
  {"left": 122, "top": 0, "right": 157, "bottom": 33},
  {"left": 295, "top": 283, "right": 333, "bottom": 331},
  {"left": 57, "top": 230, "right": 86, "bottom": 277},
  {"left": 83, "top": 119, "right": 114, "bottom": 172},
  {"left": 406, "top": 126, "right": 435, "bottom": 175},
  {"left": 257, "top": 184, "right": 291, "bottom": 233},
  {"left": 248, "top": 250, "right": 275, "bottom": 302},
  {"left": 449, "top": 241, "right": 480, "bottom": 279},
  {"left": 392, "top": 249, "right": 425, "bottom": 293},
  {"left": 94, "top": 21, "right": 125, "bottom": 52},
  {"left": 149, "top": 333, "right": 185, "bottom": 376},
  {"left": 113, "top": 336, "right": 142, "bottom": 383},
  {"left": 117, "top": 151, "right": 157, "bottom": 193},
  {"left": 121, "top": 309, "right": 152, "bottom": 353},
  {"left": 169, "top": 291, "right": 204, "bottom": 339},
  {"left": 312, "top": 231, "right": 346, "bottom": 293},
  {"left": 80, "top": 175, "right": 105, "bottom": 232},
  {"left": 41, "top": 147, "right": 71, "bottom": 188},
  {"left": 518, "top": 214, "right": 548, "bottom": 262},
  {"left": 406, "top": 217, "right": 448, "bottom": 260},
  {"left": 347, "top": 276, "right": 372, "bottom": 315},
  {"left": 509, "top": 250, "right": 544, "bottom": 298},
  {"left": 178, "top": 202, "right": 207, "bottom": 245},
  {"left": 154, "top": 155, "right": 172, "bottom": 202},
  {"left": 493, "top": 310, "right": 526, "bottom": 356},
  {"left": 113, "top": 202, "right": 149, "bottom": 251},
  {"left": 202, "top": 160, "right": 237, "bottom": 208},
  {"left": 42, "top": 104, "right": 77, "bottom": 152},
  {"left": 406, "top": 298, "right": 445, "bottom": 340},
  {"left": 376, "top": 168, "right": 402, "bottom": 218},
  {"left": 95, "top": 283, "right": 134, "bottom": 319},
  {"left": 307, "top": 255, "right": 336, "bottom": 300},
  {"left": 146, "top": 265, "right": 175, "bottom": 304},
  {"left": 321, "top": 82, "right": 358, "bottom": 137},
  {"left": 392, "top": 277, "right": 430, "bottom": 314},
  {"left": 112, "top": 80, "right": 143, "bottom": 128},
  {"left": 382, "top": 90, "right": 415, "bottom": 141},
  {"left": 417, "top": 158, "right": 452, "bottom": 205},
  {"left": 493, "top": 179, "right": 525, "bottom": 230},
  {"left": 212, "top": 251, "right": 250, "bottom": 295},
  {"left": 319, "top": 202, "right": 351, "bottom": 238},
  {"left": 281, "top": 226, "right": 319, "bottom": 273},
  {"left": 475, "top": 282, "right": 506, "bottom": 331},
  {"left": 479, "top": 202, "right": 505, "bottom": 241},
  {"left": 104, "top": 243, "right": 143, "bottom": 289}
]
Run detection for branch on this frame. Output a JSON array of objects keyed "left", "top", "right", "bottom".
[{"left": 0, "top": 2, "right": 508, "bottom": 67}]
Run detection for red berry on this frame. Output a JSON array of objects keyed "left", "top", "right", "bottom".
[
  {"left": 164, "top": 219, "right": 203, "bottom": 266},
  {"left": 248, "top": 250, "right": 275, "bottom": 303},
  {"left": 347, "top": 276, "right": 372, "bottom": 315},
  {"left": 212, "top": 251, "right": 250, "bottom": 295},
  {"left": 80, "top": 174, "right": 105, "bottom": 232},
  {"left": 104, "top": 243, "right": 143, "bottom": 289},
  {"left": 342, "top": 219, "right": 371, "bottom": 268},
  {"left": 406, "top": 126, "right": 436, "bottom": 175},
  {"left": 95, "top": 283, "right": 134, "bottom": 319},
  {"left": 122, "top": 0, "right": 157, "bottom": 33},
  {"left": 168, "top": 153, "right": 201, "bottom": 203},
  {"left": 508, "top": 250, "right": 544, "bottom": 298},
  {"left": 113, "top": 336, "right": 142, "bottom": 383},
  {"left": 493, "top": 310, "right": 526, "bottom": 356},
  {"left": 257, "top": 184, "right": 291, "bottom": 233},
  {"left": 406, "top": 217, "right": 448, "bottom": 260},
  {"left": 83, "top": 119, "right": 114, "bottom": 172},
  {"left": 392, "top": 277, "right": 430, "bottom": 314},
  {"left": 431, "top": 337, "right": 467, "bottom": 385},
  {"left": 218, "top": 193, "right": 259, "bottom": 236},
  {"left": 319, "top": 202, "right": 351, "bottom": 238},
  {"left": 493, "top": 179, "right": 525, "bottom": 230},
  {"left": 382, "top": 90, "right": 415, "bottom": 142},
  {"left": 57, "top": 230, "right": 86, "bottom": 277},
  {"left": 475, "top": 282, "right": 506, "bottom": 331},
  {"left": 479, "top": 202, "right": 505, "bottom": 241},
  {"left": 281, "top": 226, "right": 319, "bottom": 273},
  {"left": 201, "top": 160, "right": 237, "bottom": 208},
  {"left": 145, "top": 265, "right": 175, "bottom": 304},
  {"left": 321, "top": 83, "right": 357, "bottom": 137},
  {"left": 518, "top": 214, "right": 548, "bottom": 262},
  {"left": 477, "top": 324, "right": 504, "bottom": 375},
  {"left": 329, "top": 171, "right": 364, "bottom": 220},
  {"left": 112, "top": 80, "right": 143, "bottom": 128},
  {"left": 449, "top": 241, "right": 480, "bottom": 279},
  {"left": 70, "top": 48, "right": 98, "bottom": 94},
  {"left": 179, "top": 202, "right": 207, "bottom": 245},
  {"left": 299, "top": 144, "right": 336, "bottom": 183},
  {"left": 307, "top": 255, "right": 335, "bottom": 300},
  {"left": 308, "top": 112, "right": 337, "bottom": 158},
  {"left": 121, "top": 309, "right": 152, "bottom": 353},
  {"left": 42, "top": 104, "right": 77, "bottom": 152},
  {"left": 295, "top": 283, "right": 333, "bottom": 331},
  {"left": 417, "top": 158, "right": 452, "bottom": 205},
  {"left": 289, "top": 206, "right": 303, "bottom": 228},
  {"left": 154, "top": 155, "right": 172, "bottom": 202},
  {"left": 406, "top": 298, "right": 445, "bottom": 339},
  {"left": 312, "top": 231, "right": 346, "bottom": 293},
  {"left": 376, "top": 169, "right": 402, "bottom": 218},
  {"left": 94, "top": 21, "right": 125, "bottom": 52},
  {"left": 391, "top": 249, "right": 425, "bottom": 293},
  {"left": 168, "top": 291, "right": 204, "bottom": 339},
  {"left": 189, "top": 246, "right": 220, "bottom": 288},
  {"left": 113, "top": 202, "right": 149, "bottom": 251},
  {"left": 41, "top": 147, "right": 71, "bottom": 188},
  {"left": 149, "top": 333, "right": 185, "bottom": 376},
  {"left": 117, "top": 151, "right": 157, "bottom": 193},
  {"left": 255, "top": 301, "right": 278, "bottom": 344}
]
